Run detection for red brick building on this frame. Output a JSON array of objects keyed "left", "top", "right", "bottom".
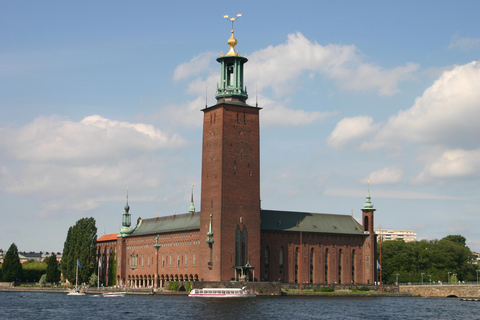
[{"left": 97, "top": 28, "right": 377, "bottom": 288}]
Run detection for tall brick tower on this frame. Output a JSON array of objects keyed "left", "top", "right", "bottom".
[
  {"left": 361, "top": 186, "right": 377, "bottom": 284},
  {"left": 199, "top": 20, "right": 261, "bottom": 281}
]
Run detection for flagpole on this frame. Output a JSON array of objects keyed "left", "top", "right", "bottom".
[
  {"left": 379, "top": 235, "right": 383, "bottom": 294},
  {"left": 75, "top": 260, "right": 78, "bottom": 289}
]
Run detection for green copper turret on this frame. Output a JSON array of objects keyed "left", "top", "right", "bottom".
[
  {"left": 119, "top": 191, "right": 134, "bottom": 237},
  {"left": 215, "top": 29, "right": 248, "bottom": 103}
]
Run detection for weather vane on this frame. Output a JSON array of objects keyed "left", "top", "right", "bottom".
[{"left": 223, "top": 13, "right": 242, "bottom": 31}]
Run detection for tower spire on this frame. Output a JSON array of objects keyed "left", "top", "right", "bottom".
[
  {"left": 363, "top": 179, "right": 375, "bottom": 210},
  {"left": 189, "top": 183, "right": 195, "bottom": 213},
  {"left": 119, "top": 187, "right": 133, "bottom": 236},
  {"left": 215, "top": 13, "right": 248, "bottom": 103}
]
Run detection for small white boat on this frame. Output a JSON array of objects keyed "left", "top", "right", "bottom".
[
  {"left": 67, "top": 259, "right": 84, "bottom": 296},
  {"left": 188, "top": 287, "right": 256, "bottom": 298},
  {"left": 102, "top": 292, "right": 127, "bottom": 297},
  {"left": 67, "top": 289, "right": 85, "bottom": 296}
]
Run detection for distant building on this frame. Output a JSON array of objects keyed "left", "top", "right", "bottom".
[
  {"left": 0, "top": 251, "right": 62, "bottom": 264},
  {"left": 375, "top": 228, "right": 416, "bottom": 242},
  {"left": 471, "top": 252, "right": 480, "bottom": 264}
]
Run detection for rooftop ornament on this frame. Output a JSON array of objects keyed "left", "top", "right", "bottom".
[{"left": 223, "top": 13, "right": 242, "bottom": 57}]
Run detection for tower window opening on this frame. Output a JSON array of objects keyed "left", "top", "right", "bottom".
[{"left": 227, "top": 64, "right": 234, "bottom": 86}]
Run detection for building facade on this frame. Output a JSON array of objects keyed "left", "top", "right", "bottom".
[
  {"left": 375, "top": 229, "right": 417, "bottom": 242},
  {"left": 97, "top": 27, "right": 377, "bottom": 288}
]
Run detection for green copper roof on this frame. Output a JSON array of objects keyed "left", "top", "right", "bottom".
[
  {"left": 363, "top": 190, "right": 376, "bottom": 211},
  {"left": 124, "top": 209, "right": 365, "bottom": 237},
  {"left": 260, "top": 210, "right": 364, "bottom": 235},
  {"left": 130, "top": 212, "right": 200, "bottom": 236}
]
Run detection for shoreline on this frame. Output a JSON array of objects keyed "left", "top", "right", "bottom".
[{"left": 0, "top": 286, "right": 413, "bottom": 297}]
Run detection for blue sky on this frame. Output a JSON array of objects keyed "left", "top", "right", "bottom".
[{"left": 1, "top": 1, "right": 480, "bottom": 253}]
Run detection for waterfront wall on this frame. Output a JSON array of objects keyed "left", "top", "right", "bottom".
[
  {"left": 0, "top": 282, "right": 14, "bottom": 287},
  {"left": 282, "top": 283, "right": 399, "bottom": 293},
  {"left": 400, "top": 285, "right": 480, "bottom": 298},
  {"left": 189, "top": 281, "right": 398, "bottom": 295}
]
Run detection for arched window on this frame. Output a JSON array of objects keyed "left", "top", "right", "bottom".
[
  {"left": 235, "top": 226, "right": 241, "bottom": 266},
  {"left": 279, "top": 247, "right": 284, "bottom": 281},
  {"left": 264, "top": 246, "right": 269, "bottom": 281},
  {"left": 310, "top": 248, "right": 314, "bottom": 283},
  {"left": 242, "top": 227, "right": 248, "bottom": 266},
  {"left": 338, "top": 249, "right": 342, "bottom": 284},
  {"left": 295, "top": 247, "right": 299, "bottom": 283},
  {"left": 325, "top": 249, "right": 329, "bottom": 283},
  {"left": 351, "top": 250, "right": 355, "bottom": 283},
  {"left": 364, "top": 216, "right": 369, "bottom": 231}
]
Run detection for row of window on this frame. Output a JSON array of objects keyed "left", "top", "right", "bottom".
[
  {"left": 264, "top": 246, "right": 363, "bottom": 284},
  {"left": 129, "top": 251, "right": 197, "bottom": 269}
]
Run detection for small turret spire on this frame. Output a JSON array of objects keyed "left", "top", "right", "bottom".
[
  {"left": 363, "top": 179, "right": 376, "bottom": 211},
  {"left": 119, "top": 187, "right": 134, "bottom": 237},
  {"left": 189, "top": 183, "right": 195, "bottom": 213}
]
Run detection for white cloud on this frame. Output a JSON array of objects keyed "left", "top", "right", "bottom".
[
  {"left": 173, "top": 51, "right": 217, "bottom": 82},
  {"left": 371, "top": 61, "right": 480, "bottom": 149},
  {"left": 145, "top": 97, "right": 206, "bottom": 128},
  {"left": 0, "top": 116, "right": 188, "bottom": 215},
  {"left": 2, "top": 115, "right": 185, "bottom": 162},
  {"left": 449, "top": 34, "right": 480, "bottom": 51},
  {"left": 364, "top": 165, "right": 404, "bottom": 185},
  {"left": 260, "top": 95, "right": 332, "bottom": 127},
  {"left": 412, "top": 148, "right": 480, "bottom": 183},
  {"left": 169, "top": 32, "right": 418, "bottom": 129},
  {"left": 247, "top": 32, "right": 418, "bottom": 97},
  {"left": 327, "top": 116, "right": 377, "bottom": 149}
]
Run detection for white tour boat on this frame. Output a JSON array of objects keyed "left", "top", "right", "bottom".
[
  {"left": 102, "top": 292, "right": 127, "bottom": 297},
  {"left": 188, "top": 287, "right": 256, "bottom": 298}
]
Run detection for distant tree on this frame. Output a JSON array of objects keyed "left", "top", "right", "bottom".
[
  {"left": 22, "top": 260, "right": 46, "bottom": 282},
  {"left": 89, "top": 273, "right": 98, "bottom": 286},
  {"left": 2, "top": 243, "right": 23, "bottom": 282},
  {"left": 61, "top": 218, "right": 97, "bottom": 284},
  {"left": 109, "top": 249, "right": 117, "bottom": 286},
  {"left": 380, "top": 234, "right": 475, "bottom": 283},
  {"left": 39, "top": 274, "right": 47, "bottom": 287},
  {"left": 442, "top": 235, "right": 467, "bottom": 247},
  {"left": 45, "top": 254, "right": 61, "bottom": 283}
]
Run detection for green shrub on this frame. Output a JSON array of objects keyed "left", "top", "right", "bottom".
[
  {"left": 167, "top": 281, "right": 179, "bottom": 291},
  {"left": 316, "top": 287, "right": 334, "bottom": 292},
  {"left": 39, "top": 274, "right": 47, "bottom": 287},
  {"left": 185, "top": 281, "right": 191, "bottom": 292},
  {"left": 357, "top": 286, "right": 370, "bottom": 292}
]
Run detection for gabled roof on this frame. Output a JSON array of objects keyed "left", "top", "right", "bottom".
[
  {"left": 117, "top": 209, "right": 364, "bottom": 237},
  {"left": 97, "top": 233, "right": 119, "bottom": 242},
  {"left": 260, "top": 210, "right": 364, "bottom": 235},
  {"left": 130, "top": 212, "right": 200, "bottom": 236}
]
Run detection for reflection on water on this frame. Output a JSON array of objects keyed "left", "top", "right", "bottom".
[{"left": 1, "top": 291, "right": 478, "bottom": 320}]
